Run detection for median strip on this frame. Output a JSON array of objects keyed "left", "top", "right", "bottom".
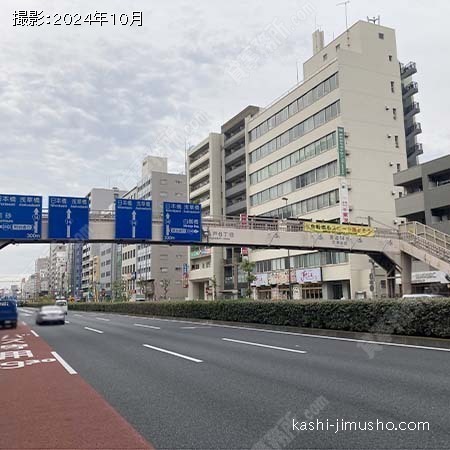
[
  {"left": 142, "top": 344, "right": 203, "bottom": 363},
  {"left": 134, "top": 324, "right": 160, "bottom": 330},
  {"left": 84, "top": 327, "right": 104, "bottom": 334},
  {"left": 222, "top": 338, "right": 307, "bottom": 354}
]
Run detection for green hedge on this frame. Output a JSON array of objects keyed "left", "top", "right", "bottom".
[{"left": 68, "top": 299, "right": 450, "bottom": 338}]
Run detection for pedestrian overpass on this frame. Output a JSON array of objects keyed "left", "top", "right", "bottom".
[{"left": 1, "top": 211, "right": 449, "bottom": 297}]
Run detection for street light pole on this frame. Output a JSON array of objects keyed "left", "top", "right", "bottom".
[{"left": 282, "top": 197, "right": 293, "bottom": 300}]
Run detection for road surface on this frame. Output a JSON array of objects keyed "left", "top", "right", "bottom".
[{"left": 6, "top": 307, "right": 450, "bottom": 449}]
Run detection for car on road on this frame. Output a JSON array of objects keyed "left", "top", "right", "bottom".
[
  {"left": 0, "top": 298, "right": 18, "bottom": 328},
  {"left": 35, "top": 305, "right": 65, "bottom": 325},
  {"left": 55, "top": 299, "right": 68, "bottom": 314}
]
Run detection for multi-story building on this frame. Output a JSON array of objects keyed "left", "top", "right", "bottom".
[
  {"left": 187, "top": 107, "right": 263, "bottom": 300},
  {"left": 221, "top": 106, "right": 260, "bottom": 298},
  {"left": 187, "top": 133, "right": 223, "bottom": 299},
  {"left": 35, "top": 256, "right": 49, "bottom": 297},
  {"left": 49, "top": 244, "right": 67, "bottom": 297},
  {"left": 81, "top": 187, "right": 126, "bottom": 299},
  {"left": 394, "top": 154, "right": 450, "bottom": 234},
  {"left": 394, "top": 154, "right": 450, "bottom": 296},
  {"left": 246, "top": 20, "right": 411, "bottom": 300},
  {"left": 121, "top": 156, "right": 188, "bottom": 300}
]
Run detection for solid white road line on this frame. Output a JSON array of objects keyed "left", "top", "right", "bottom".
[
  {"left": 180, "top": 326, "right": 211, "bottom": 329},
  {"left": 134, "top": 323, "right": 160, "bottom": 330},
  {"left": 30, "top": 330, "right": 39, "bottom": 337},
  {"left": 65, "top": 320, "right": 70, "bottom": 324},
  {"left": 74, "top": 314, "right": 84, "bottom": 317},
  {"left": 143, "top": 344, "right": 203, "bottom": 363},
  {"left": 146, "top": 317, "right": 450, "bottom": 353},
  {"left": 22, "top": 313, "right": 31, "bottom": 317},
  {"left": 222, "top": 338, "right": 307, "bottom": 354},
  {"left": 51, "top": 351, "right": 77, "bottom": 375},
  {"left": 96, "top": 317, "right": 110, "bottom": 322},
  {"left": 84, "top": 327, "right": 104, "bottom": 334}
]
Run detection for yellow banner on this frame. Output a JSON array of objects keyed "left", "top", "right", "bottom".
[{"left": 304, "top": 222, "right": 375, "bottom": 237}]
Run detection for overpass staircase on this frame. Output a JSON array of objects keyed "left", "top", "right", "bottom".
[{"left": 398, "top": 222, "right": 450, "bottom": 275}]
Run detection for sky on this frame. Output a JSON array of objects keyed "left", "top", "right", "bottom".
[{"left": 1, "top": 0, "right": 449, "bottom": 286}]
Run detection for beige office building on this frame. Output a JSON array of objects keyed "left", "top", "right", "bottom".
[{"left": 247, "top": 20, "right": 409, "bottom": 299}]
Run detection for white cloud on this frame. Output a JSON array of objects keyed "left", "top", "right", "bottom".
[{"left": 0, "top": 0, "right": 449, "bottom": 283}]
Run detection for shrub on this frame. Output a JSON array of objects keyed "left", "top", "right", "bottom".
[{"left": 68, "top": 299, "right": 450, "bottom": 338}]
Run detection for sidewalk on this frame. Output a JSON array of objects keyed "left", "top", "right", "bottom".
[{"left": 0, "top": 323, "right": 153, "bottom": 449}]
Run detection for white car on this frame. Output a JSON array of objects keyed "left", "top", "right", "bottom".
[
  {"left": 55, "top": 299, "right": 68, "bottom": 314},
  {"left": 36, "top": 306, "right": 65, "bottom": 325}
]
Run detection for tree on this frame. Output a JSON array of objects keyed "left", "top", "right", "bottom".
[
  {"left": 240, "top": 260, "right": 256, "bottom": 298},
  {"left": 160, "top": 279, "right": 170, "bottom": 300},
  {"left": 112, "top": 280, "right": 126, "bottom": 302}
]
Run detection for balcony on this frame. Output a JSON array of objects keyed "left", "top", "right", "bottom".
[
  {"left": 226, "top": 180, "right": 246, "bottom": 198},
  {"left": 189, "top": 182, "right": 209, "bottom": 200},
  {"left": 406, "top": 142, "right": 423, "bottom": 158},
  {"left": 395, "top": 191, "right": 425, "bottom": 217},
  {"left": 189, "top": 152, "right": 209, "bottom": 171},
  {"left": 400, "top": 61, "right": 417, "bottom": 79},
  {"left": 224, "top": 146, "right": 245, "bottom": 166},
  {"left": 405, "top": 122, "right": 422, "bottom": 139},
  {"left": 190, "top": 165, "right": 210, "bottom": 184},
  {"left": 402, "top": 81, "right": 418, "bottom": 99},
  {"left": 404, "top": 102, "right": 420, "bottom": 121},
  {"left": 224, "top": 128, "right": 245, "bottom": 148},
  {"left": 226, "top": 199, "right": 247, "bottom": 215},
  {"left": 189, "top": 267, "right": 213, "bottom": 281},
  {"left": 225, "top": 163, "right": 246, "bottom": 182}
]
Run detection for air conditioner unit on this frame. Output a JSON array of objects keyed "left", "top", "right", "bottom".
[
  {"left": 345, "top": 150, "right": 350, "bottom": 156},
  {"left": 346, "top": 168, "right": 352, "bottom": 174},
  {"left": 349, "top": 205, "right": 354, "bottom": 211},
  {"left": 387, "top": 134, "right": 392, "bottom": 139},
  {"left": 391, "top": 190, "right": 396, "bottom": 196},
  {"left": 385, "top": 106, "right": 390, "bottom": 111},
  {"left": 389, "top": 162, "right": 394, "bottom": 167}
]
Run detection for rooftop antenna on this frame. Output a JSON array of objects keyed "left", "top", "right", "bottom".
[
  {"left": 337, "top": 1, "right": 350, "bottom": 30},
  {"left": 367, "top": 15, "right": 380, "bottom": 25}
]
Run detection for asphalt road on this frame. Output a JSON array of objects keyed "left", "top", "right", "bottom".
[{"left": 19, "top": 308, "right": 450, "bottom": 450}]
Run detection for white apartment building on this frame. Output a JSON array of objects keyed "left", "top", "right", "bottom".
[
  {"left": 121, "top": 156, "right": 188, "bottom": 300},
  {"left": 187, "top": 134, "right": 223, "bottom": 299},
  {"left": 49, "top": 244, "right": 68, "bottom": 297},
  {"left": 246, "top": 20, "right": 408, "bottom": 300}
]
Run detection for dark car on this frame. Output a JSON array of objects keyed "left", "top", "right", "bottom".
[
  {"left": 0, "top": 298, "right": 18, "bottom": 328},
  {"left": 35, "top": 306, "right": 65, "bottom": 325}
]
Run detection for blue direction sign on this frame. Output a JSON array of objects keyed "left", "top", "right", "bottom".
[
  {"left": 115, "top": 199, "right": 152, "bottom": 240},
  {"left": 48, "top": 196, "right": 89, "bottom": 239},
  {"left": 163, "top": 202, "right": 202, "bottom": 242},
  {"left": 0, "top": 194, "right": 42, "bottom": 240}
]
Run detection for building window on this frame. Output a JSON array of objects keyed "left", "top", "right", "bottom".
[
  {"left": 390, "top": 81, "right": 395, "bottom": 93},
  {"left": 336, "top": 44, "right": 340, "bottom": 51},
  {"left": 160, "top": 179, "right": 168, "bottom": 185},
  {"left": 378, "top": 33, "right": 384, "bottom": 40},
  {"left": 251, "top": 161, "right": 338, "bottom": 206},
  {"left": 392, "top": 108, "right": 397, "bottom": 120},
  {"left": 394, "top": 135, "right": 399, "bottom": 148},
  {"left": 388, "top": 55, "right": 393, "bottom": 61},
  {"left": 249, "top": 73, "right": 339, "bottom": 143},
  {"left": 160, "top": 191, "right": 168, "bottom": 197},
  {"left": 250, "top": 101, "right": 341, "bottom": 163},
  {"left": 160, "top": 267, "right": 168, "bottom": 273},
  {"left": 396, "top": 163, "right": 401, "bottom": 172},
  {"left": 323, "top": 53, "right": 328, "bottom": 61}
]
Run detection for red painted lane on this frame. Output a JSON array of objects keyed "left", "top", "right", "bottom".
[{"left": 0, "top": 324, "right": 154, "bottom": 449}]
